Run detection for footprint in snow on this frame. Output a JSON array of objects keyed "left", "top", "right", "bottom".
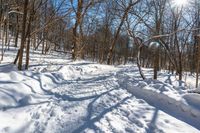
[
  {"left": 138, "top": 99, "right": 145, "bottom": 104},
  {"left": 125, "top": 127, "right": 134, "bottom": 133},
  {"left": 145, "top": 107, "right": 152, "bottom": 111},
  {"left": 142, "top": 115, "right": 147, "bottom": 119},
  {"left": 2, "top": 127, "right": 10, "bottom": 132},
  {"left": 129, "top": 116, "right": 144, "bottom": 128},
  {"left": 164, "top": 119, "right": 170, "bottom": 123},
  {"left": 31, "top": 112, "right": 40, "bottom": 119}
]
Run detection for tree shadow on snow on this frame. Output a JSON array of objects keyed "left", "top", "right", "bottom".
[
  {"left": 34, "top": 73, "right": 116, "bottom": 102},
  {"left": 164, "top": 74, "right": 173, "bottom": 85},
  {"left": 72, "top": 95, "right": 133, "bottom": 133},
  {"left": 145, "top": 109, "right": 162, "bottom": 133},
  {"left": 0, "top": 63, "right": 17, "bottom": 73}
]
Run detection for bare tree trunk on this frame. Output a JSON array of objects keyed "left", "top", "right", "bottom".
[
  {"left": 196, "top": 36, "right": 200, "bottom": 88},
  {"left": 14, "top": 11, "right": 19, "bottom": 47},
  {"left": 0, "top": 0, "right": 3, "bottom": 62},
  {"left": 18, "top": 0, "right": 29, "bottom": 70},
  {"left": 178, "top": 51, "right": 182, "bottom": 80},
  {"left": 33, "top": 34, "right": 36, "bottom": 49},
  {"left": 42, "top": 39, "right": 45, "bottom": 54},
  {"left": 25, "top": 1, "right": 34, "bottom": 70},
  {"left": 1, "top": 20, "right": 5, "bottom": 61},
  {"left": 72, "top": 0, "right": 83, "bottom": 60},
  {"left": 6, "top": 13, "right": 10, "bottom": 50},
  {"left": 25, "top": 37, "right": 30, "bottom": 69},
  {"left": 153, "top": 49, "right": 159, "bottom": 79},
  {"left": 137, "top": 45, "right": 146, "bottom": 80},
  {"left": 14, "top": 49, "right": 20, "bottom": 64},
  {"left": 5, "top": 8, "right": 10, "bottom": 50},
  {"left": 42, "top": 2, "right": 47, "bottom": 54}
]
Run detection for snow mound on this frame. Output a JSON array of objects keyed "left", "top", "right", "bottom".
[
  {"left": 58, "top": 65, "right": 84, "bottom": 80},
  {"left": 183, "top": 93, "right": 200, "bottom": 110}
]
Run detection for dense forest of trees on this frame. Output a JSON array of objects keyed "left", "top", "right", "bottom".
[{"left": 0, "top": 0, "right": 200, "bottom": 86}]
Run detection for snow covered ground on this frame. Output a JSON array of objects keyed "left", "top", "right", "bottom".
[{"left": 0, "top": 47, "right": 200, "bottom": 133}]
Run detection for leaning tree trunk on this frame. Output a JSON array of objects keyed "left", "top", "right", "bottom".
[
  {"left": 107, "top": 8, "right": 130, "bottom": 65},
  {"left": 137, "top": 45, "right": 146, "bottom": 80},
  {"left": 107, "top": 1, "right": 137, "bottom": 65}
]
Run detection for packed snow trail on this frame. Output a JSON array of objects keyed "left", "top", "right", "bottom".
[{"left": 0, "top": 49, "right": 200, "bottom": 133}]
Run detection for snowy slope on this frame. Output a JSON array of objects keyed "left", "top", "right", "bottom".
[{"left": 0, "top": 47, "right": 200, "bottom": 133}]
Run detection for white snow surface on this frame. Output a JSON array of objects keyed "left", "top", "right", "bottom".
[{"left": 0, "top": 47, "right": 200, "bottom": 133}]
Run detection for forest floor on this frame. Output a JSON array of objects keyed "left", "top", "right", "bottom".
[{"left": 0, "top": 47, "right": 200, "bottom": 133}]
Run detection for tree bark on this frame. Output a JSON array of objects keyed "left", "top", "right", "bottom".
[
  {"left": 72, "top": 0, "right": 83, "bottom": 60},
  {"left": 196, "top": 36, "right": 200, "bottom": 88},
  {"left": 17, "top": 0, "right": 29, "bottom": 70},
  {"left": 14, "top": 11, "right": 19, "bottom": 47}
]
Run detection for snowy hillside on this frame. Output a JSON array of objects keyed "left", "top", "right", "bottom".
[{"left": 0, "top": 47, "right": 200, "bottom": 133}]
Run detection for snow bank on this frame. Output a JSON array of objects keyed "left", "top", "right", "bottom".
[{"left": 117, "top": 74, "right": 200, "bottom": 130}]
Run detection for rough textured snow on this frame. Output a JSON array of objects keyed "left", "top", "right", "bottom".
[{"left": 0, "top": 47, "right": 200, "bottom": 133}]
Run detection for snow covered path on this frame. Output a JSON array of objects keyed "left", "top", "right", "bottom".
[{"left": 0, "top": 50, "right": 200, "bottom": 133}]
